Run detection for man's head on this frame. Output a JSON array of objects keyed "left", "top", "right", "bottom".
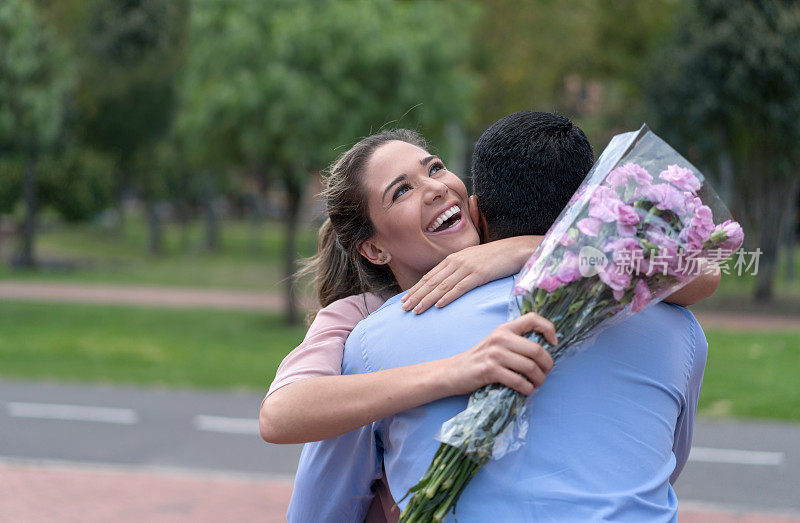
[{"left": 471, "top": 111, "right": 594, "bottom": 240}]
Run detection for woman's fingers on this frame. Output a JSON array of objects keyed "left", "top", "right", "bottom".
[
  {"left": 401, "top": 264, "right": 459, "bottom": 311},
  {"left": 401, "top": 264, "right": 445, "bottom": 308},
  {"left": 410, "top": 269, "right": 473, "bottom": 313},
  {"left": 401, "top": 262, "right": 449, "bottom": 307},
  {"left": 506, "top": 312, "right": 559, "bottom": 347},
  {"left": 433, "top": 273, "right": 482, "bottom": 309}
]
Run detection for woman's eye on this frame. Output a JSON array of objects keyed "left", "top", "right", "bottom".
[
  {"left": 392, "top": 183, "right": 412, "bottom": 201},
  {"left": 429, "top": 161, "right": 445, "bottom": 176}
]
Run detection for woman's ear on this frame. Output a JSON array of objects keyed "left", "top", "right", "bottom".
[
  {"left": 358, "top": 239, "right": 391, "bottom": 265},
  {"left": 468, "top": 195, "right": 489, "bottom": 242}
]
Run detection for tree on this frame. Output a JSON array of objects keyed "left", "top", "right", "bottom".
[
  {"left": 0, "top": 0, "right": 74, "bottom": 267},
  {"left": 472, "top": 0, "right": 678, "bottom": 147},
  {"left": 179, "top": 0, "right": 477, "bottom": 323},
  {"left": 66, "top": 0, "right": 188, "bottom": 251},
  {"left": 645, "top": 0, "right": 800, "bottom": 301}
]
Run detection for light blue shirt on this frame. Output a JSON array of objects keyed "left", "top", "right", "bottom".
[{"left": 289, "top": 277, "right": 707, "bottom": 522}]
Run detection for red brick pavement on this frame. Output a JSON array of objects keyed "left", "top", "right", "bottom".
[
  {"left": 0, "top": 463, "right": 292, "bottom": 522},
  {"left": 2, "top": 463, "right": 799, "bottom": 523}
]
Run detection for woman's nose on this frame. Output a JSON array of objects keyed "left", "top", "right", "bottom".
[{"left": 422, "top": 178, "right": 448, "bottom": 204}]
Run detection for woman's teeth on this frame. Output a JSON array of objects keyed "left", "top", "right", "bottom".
[{"left": 427, "top": 205, "right": 460, "bottom": 232}]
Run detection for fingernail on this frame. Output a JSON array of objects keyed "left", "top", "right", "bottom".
[{"left": 401, "top": 303, "right": 411, "bottom": 311}]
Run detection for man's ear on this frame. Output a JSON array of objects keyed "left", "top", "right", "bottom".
[
  {"left": 468, "top": 195, "right": 489, "bottom": 242},
  {"left": 358, "top": 238, "right": 391, "bottom": 265}
]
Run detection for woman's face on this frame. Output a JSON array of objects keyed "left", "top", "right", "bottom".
[{"left": 359, "top": 140, "right": 480, "bottom": 291}]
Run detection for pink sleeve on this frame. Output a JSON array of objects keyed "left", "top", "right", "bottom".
[{"left": 265, "top": 293, "right": 386, "bottom": 398}]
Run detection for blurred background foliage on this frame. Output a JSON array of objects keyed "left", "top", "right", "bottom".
[
  {"left": 1, "top": 0, "right": 798, "bottom": 417},
  {"left": 0, "top": 0, "right": 798, "bottom": 322}
]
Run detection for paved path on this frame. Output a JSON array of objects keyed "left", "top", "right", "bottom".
[
  {"left": 2, "top": 380, "right": 799, "bottom": 521},
  {"left": 0, "top": 281, "right": 286, "bottom": 311},
  {"left": 1, "top": 280, "right": 798, "bottom": 330}
]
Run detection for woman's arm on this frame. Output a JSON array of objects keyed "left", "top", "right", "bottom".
[
  {"left": 401, "top": 236, "right": 721, "bottom": 312},
  {"left": 663, "top": 260, "right": 721, "bottom": 306},
  {"left": 259, "top": 311, "right": 556, "bottom": 444},
  {"left": 401, "top": 235, "right": 543, "bottom": 313}
]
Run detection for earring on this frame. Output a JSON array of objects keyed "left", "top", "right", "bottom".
[{"left": 379, "top": 254, "right": 387, "bottom": 263}]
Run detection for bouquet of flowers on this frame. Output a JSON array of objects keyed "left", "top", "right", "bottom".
[{"left": 398, "top": 125, "right": 744, "bottom": 522}]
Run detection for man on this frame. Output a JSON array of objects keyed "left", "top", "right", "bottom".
[{"left": 289, "top": 112, "right": 708, "bottom": 521}]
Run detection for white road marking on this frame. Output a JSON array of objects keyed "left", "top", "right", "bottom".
[
  {"left": 689, "top": 446, "right": 785, "bottom": 466},
  {"left": 193, "top": 415, "right": 259, "bottom": 435},
  {"left": 7, "top": 402, "right": 138, "bottom": 425}
]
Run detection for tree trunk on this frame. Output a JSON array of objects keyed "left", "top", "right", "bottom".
[
  {"left": 203, "top": 173, "right": 219, "bottom": 252},
  {"left": 781, "top": 182, "right": 799, "bottom": 283},
  {"left": 785, "top": 231, "right": 796, "bottom": 283},
  {"left": 177, "top": 199, "right": 191, "bottom": 252},
  {"left": 284, "top": 180, "right": 303, "bottom": 325},
  {"left": 249, "top": 163, "right": 270, "bottom": 255},
  {"left": 19, "top": 157, "right": 37, "bottom": 268},
  {"left": 754, "top": 176, "right": 800, "bottom": 301},
  {"left": 248, "top": 194, "right": 263, "bottom": 255},
  {"left": 717, "top": 147, "right": 735, "bottom": 210},
  {"left": 144, "top": 195, "right": 164, "bottom": 256},
  {"left": 114, "top": 166, "right": 127, "bottom": 237}
]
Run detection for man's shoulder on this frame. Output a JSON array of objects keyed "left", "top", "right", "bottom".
[{"left": 362, "top": 276, "right": 514, "bottom": 325}]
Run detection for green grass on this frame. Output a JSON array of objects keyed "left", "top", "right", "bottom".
[
  {"left": 0, "top": 300, "right": 306, "bottom": 391},
  {"left": 0, "top": 300, "right": 798, "bottom": 421},
  {"left": 699, "top": 329, "right": 800, "bottom": 421},
  {"left": 0, "top": 214, "right": 317, "bottom": 291}
]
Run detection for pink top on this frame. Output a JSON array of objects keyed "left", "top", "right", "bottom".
[{"left": 266, "top": 293, "right": 398, "bottom": 523}]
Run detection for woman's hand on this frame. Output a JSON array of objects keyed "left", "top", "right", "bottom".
[
  {"left": 401, "top": 235, "right": 543, "bottom": 314},
  {"left": 443, "top": 312, "right": 558, "bottom": 396}
]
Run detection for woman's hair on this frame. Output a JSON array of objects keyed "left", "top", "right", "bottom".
[{"left": 300, "top": 129, "right": 428, "bottom": 313}]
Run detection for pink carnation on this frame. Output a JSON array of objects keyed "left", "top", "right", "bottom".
[
  {"left": 646, "top": 229, "right": 683, "bottom": 275},
  {"left": 617, "top": 203, "right": 640, "bottom": 226},
  {"left": 598, "top": 263, "right": 632, "bottom": 292},
  {"left": 716, "top": 219, "right": 744, "bottom": 251},
  {"left": 679, "top": 202, "right": 716, "bottom": 250},
  {"left": 631, "top": 279, "right": 651, "bottom": 312},
  {"left": 607, "top": 163, "right": 653, "bottom": 189},
  {"left": 588, "top": 186, "right": 625, "bottom": 223},
  {"left": 555, "top": 250, "right": 582, "bottom": 284},
  {"left": 659, "top": 164, "right": 701, "bottom": 194},
  {"left": 636, "top": 183, "right": 692, "bottom": 217},
  {"left": 536, "top": 274, "right": 563, "bottom": 292},
  {"left": 577, "top": 217, "right": 604, "bottom": 237},
  {"left": 604, "top": 237, "right": 644, "bottom": 260}
]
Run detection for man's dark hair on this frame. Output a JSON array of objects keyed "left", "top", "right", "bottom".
[{"left": 472, "top": 111, "right": 594, "bottom": 240}]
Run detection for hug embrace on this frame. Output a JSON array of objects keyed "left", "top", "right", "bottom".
[{"left": 260, "top": 111, "right": 723, "bottom": 522}]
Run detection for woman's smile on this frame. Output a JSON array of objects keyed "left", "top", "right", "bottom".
[{"left": 425, "top": 203, "right": 465, "bottom": 234}]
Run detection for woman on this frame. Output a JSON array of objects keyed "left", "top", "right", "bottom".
[
  {"left": 259, "top": 129, "right": 718, "bottom": 520},
  {"left": 260, "top": 130, "right": 556, "bottom": 443}
]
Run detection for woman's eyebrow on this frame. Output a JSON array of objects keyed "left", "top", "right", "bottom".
[
  {"left": 382, "top": 174, "right": 408, "bottom": 203},
  {"left": 381, "top": 157, "right": 438, "bottom": 203}
]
